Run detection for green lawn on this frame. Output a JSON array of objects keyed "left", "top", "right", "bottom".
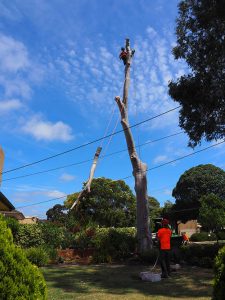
[{"left": 42, "top": 264, "right": 213, "bottom": 300}]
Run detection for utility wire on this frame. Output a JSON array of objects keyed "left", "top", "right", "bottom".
[
  {"left": 3, "top": 131, "right": 183, "bottom": 182},
  {"left": 2, "top": 106, "right": 180, "bottom": 175},
  {"left": 15, "top": 139, "right": 224, "bottom": 209},
  {"left": 121, "top": 139, "right": 225, "bottom": 180},
  {"left": 16, "top": 196, "right": 67, "bottom": 209}
]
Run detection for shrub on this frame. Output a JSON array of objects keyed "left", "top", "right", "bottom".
[
  {"left": 74, "top": 230, "right": 95, "bottom": 250},
  {"left": 190, "top": 232, "right": 216, "bottom": 242},
  {"left": 92, "top": 227, "right": 136, "bottom": 263},
  {"left": 0, "top": 215, "right": 47, "bottom": 299},
  {"left": 213, "top": 246, "right": 225, "bottom": 300},
  {"left": 25, "top": 247, "right": 49, "bottom": 267},
  {"left": 39, "top": 222, "right": 65, "bottom": 248},
  {"left": 15, "top": 224, "right": 44, "bottom": 248},
  {"left": 181, "top": 244, "right": 221, "bottom": 267},
  {"left": 44, "top": 246, "right": 59, "bottom": 263},
  {"left": 5, "top": 217, "right": 20, "bottom": 238},
  {"left": 217, "top": 231, "right": 225, "bottom": 241}
]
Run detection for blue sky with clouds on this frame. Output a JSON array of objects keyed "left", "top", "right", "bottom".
[{"left": 0, "top": 0, "right": 224, "bottom": 219}]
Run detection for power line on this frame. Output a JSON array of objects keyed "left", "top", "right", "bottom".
[
  {"left": 121, "top": 139, "right": 225, "bottom": 180},
  {"left": 2, "top": 106, "right": 180, "bottom": 175},
  {"left": 15, "top": 139, "right": 225, "bottom": 209},
  {"left": 3, "top": 131, "right": 183, "bottom": 182},
  {"left": 16, "top": 195, "right": 67, "bottom": 209}
]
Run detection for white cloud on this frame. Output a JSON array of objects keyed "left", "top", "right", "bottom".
[
  {"left": 12, "top": 185, "right": 67, "bottom": 200},
  {"left": 50, "top": 25, "right": 187, "bottom": 134},
  {"left": 146, "top": 26, "right": 157, "bottom": 38},
  {"left": 0, "top": 76, "right": 32, "bottom": 99},
  {"left": 153, "top": 155, "right": 168, "bottom": 164},
  {"left": 22, "top": 116, "right": 74, "bottom": 142},
  {"left": 0, "top": 33, "right": 45, "bottom": 105},
  {"left": 0, "top": 33, "right": 29, "bottom": 73},
  {"left": 163, "top": 189, "right": 172, "bottom": 196},
  {"left": 60, "top": 173, "right": 76, "bottom": 182},
  {"left": 0, "top": 99, "right": 22, "bottom": 113},
  {"left": 44, "top": 190, "right": 67, "bottom": 198}
]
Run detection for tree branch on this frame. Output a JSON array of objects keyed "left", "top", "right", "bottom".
[{"left": 70, "top": 146, "right": 102, "bottom": 210}]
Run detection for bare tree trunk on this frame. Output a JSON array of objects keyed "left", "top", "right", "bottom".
[
  {"left": 115, "top": 39, "right": 152, "bottom": 253},
  {"left": 71, "top": 146, "right": 102, "bottom": 210}
]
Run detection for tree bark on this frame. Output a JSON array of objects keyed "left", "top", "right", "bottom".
[
  {"left": 115, "top": 39, "right": 152, "bottom": 253},
  {"left": 71, "top": 146, "right": 102, "bottom": 210}
]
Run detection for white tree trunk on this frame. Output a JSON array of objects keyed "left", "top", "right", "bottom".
[{"left": 115, "top": 39, "right": 152, "bottom": 253}]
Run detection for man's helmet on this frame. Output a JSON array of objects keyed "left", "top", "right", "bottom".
[{"left": 162, "top": 218, "right": 169, "bottom": 225}]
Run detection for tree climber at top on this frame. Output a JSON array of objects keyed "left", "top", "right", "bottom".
[
  {"left": 119, "top": 47, "right": 127, "bottom": 65},
  {"left": 119, "top": 47, "right": 135, "bottom": 65}
]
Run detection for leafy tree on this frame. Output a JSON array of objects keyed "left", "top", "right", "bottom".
[
  {"left": 148, "top": 196, "right": 160, "bottom": 209},
  {"left": 169, "top": 0, "right": 225, "bottom": 147},
  {"left": 66, "top": 177, "right": 136, "bottom": 227},
  {"left": 199, "top": 194, "right": 225, "bottom": 241},
  {"left": 46, "top": 204, "right": 68, "bottom": 224},
  {"left": 148, "top": 196, "right": 162, "bottom": 231},
  {"left": 161, "top": 200, "right": 174, "bottom": 219},
  {"left": 172, "top": 164, "right": 225, "bottom": 221}
]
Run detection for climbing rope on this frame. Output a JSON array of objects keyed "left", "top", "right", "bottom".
[
  {"left": 132, "top": 56, "right": 142, "bottom": 160},
  {"left": 100, "top": 104, "right": 117, "bottom": 148},
  {"left": 99, "top": 78, "right": 124, "bottom": 161}
]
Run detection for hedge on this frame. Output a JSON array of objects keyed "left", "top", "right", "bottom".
[
  {"left": 181, "top": 244, "right": 222, "bottom": 268},
  {"left": 72, "top": 227, "right": 136, "bottom": 263},
  {"left": 190, "top": 232, "right": 217, "bottom": 242},
  {"left": 15, "top": 224, "right": 44, "bottom": 248},
  {"left": 92, "top": 227, "right": 136, "bottom": 263}
]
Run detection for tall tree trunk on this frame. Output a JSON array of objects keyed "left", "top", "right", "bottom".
[{"left": 115, "top": 39, "right": 152, "bottom": 253}]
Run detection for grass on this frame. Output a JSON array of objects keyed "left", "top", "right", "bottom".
[{"left": 42, "top": 264, "right": 213, "bottom": 300}]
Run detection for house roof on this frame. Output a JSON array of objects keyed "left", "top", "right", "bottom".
[
  {"left": 0, "top": 210, "right": 25, "bottom": 220},
  {"left": 0, "top": 191, "right": 15, "bottom": 210}
]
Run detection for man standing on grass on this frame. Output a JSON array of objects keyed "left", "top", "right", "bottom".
[{"left": 157, "top": 218, "right": 172, "bottom": 278}]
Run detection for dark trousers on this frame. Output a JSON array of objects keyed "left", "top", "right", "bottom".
[{"left": 159, "top": 249, "right": 170, "bottom": 276}]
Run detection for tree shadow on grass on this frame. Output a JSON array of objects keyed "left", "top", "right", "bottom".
[{"left": 42, "top": 264, "right": 213, "bottom": 299}]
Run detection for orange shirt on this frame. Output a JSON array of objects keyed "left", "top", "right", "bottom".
[
  {"left": 157, "top": 228, "right": 172, "bottom": 250},
  {"left": 182, "top": 234, "right": 189, "bottom": 241}
]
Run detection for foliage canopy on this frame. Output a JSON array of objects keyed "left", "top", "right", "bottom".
[
  {"left": 172, "top": 164, "right": 225, "bottom": 221},
  {"left": 199, "top": 194, "right": 225, "bottom": 239},
  {"left": 169, "top": 0, "right": 225, "bottom": 147},
  {"left": 66, "top": 177, "right": 136, "bottom": 227}
]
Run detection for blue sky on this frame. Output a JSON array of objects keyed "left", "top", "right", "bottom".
[{"left": 0, "top": 0, "right": 224, "bottom": 219}]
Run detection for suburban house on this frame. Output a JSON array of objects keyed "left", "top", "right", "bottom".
[
  {"left": 20, "top": 216, "right": 39, "bottom": 224},
  {"left": 0, "top": 191, "right": 25, "bottom": 220},
  {"left": 177, "top": 220, "right": 202, "bottom": 237}
]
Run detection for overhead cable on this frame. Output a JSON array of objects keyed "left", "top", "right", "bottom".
[
  {"left": 121, "top": 139, "right": 225, "bottom": 180},
  {"left": 15, "top": 139, "right": 224, "bottom": 209},
  {"left": 2, "top": 106, "right": 180, "bottom": 175},
  {"left": 3, "top": 131, "right": 183, "bottom": 182}
]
